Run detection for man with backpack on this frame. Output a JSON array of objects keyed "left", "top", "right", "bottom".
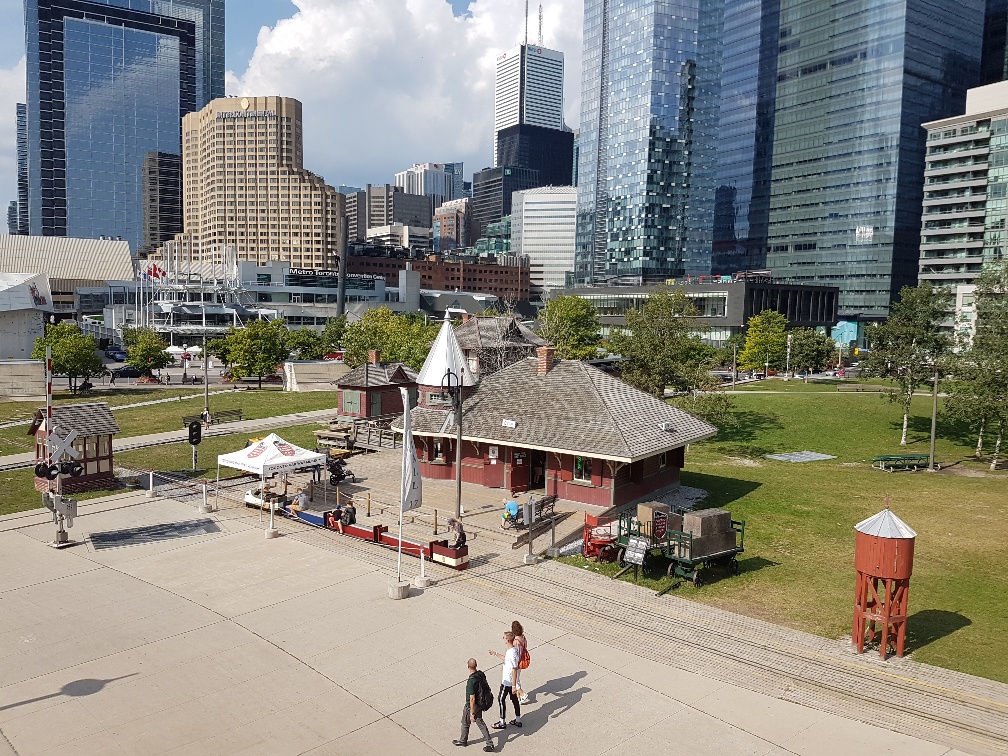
[{"left": 455, "top": 658, "right": 495, "bottom": 751}]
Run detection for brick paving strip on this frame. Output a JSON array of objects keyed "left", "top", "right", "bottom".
[{"left": 177, "top": 485, "right": 1008, "bottom": 756}]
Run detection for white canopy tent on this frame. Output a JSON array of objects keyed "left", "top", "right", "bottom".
[{"left": 216, "top": 433, "right": 326, "bottom": 532}]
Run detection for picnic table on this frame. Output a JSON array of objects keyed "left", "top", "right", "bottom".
[{"left": 872, "top": 454, "right": 937, "bottom": 471}]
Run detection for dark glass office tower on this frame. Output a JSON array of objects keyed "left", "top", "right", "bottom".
[
  {"left": 575, "top": 0, "right": 724, "bottom": 285},
  {"left": 24, "top": 0, "right": 224, "bottom": 252},
  {"left": 766, "top": 0, "right": 984, "bottom": 319},
  {"left": 982, "top": 0, "right": 1008, "bottom": 85},
  {"left": 496, "top": 124, "right": 574, "bottom": 187},
  {"left": 140, "top": 151, "right": 183, "bottom": 258},
  {"left": 471, "top": 166, "right": 540, "bottom": 238},
  {"left": 711, "top": 0, "right": 780, "bottom": 276},
  {"left": 15, "top": 103, "right": 29, "bottom": 234}
]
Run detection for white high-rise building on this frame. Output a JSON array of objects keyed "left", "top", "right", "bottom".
[
  {"left": 493, "top": 44, "right": 564, "bottom": 165},
  {"left": 511, "top": 186, "right": 576, "bottom": 292},
  {"left": 394, "top": 163, "right": 462, "bottom": 207}
]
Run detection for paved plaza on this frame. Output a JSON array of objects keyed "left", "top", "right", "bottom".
[{"left": 1, "top": 482, "right": 1006, "bottom": 755}]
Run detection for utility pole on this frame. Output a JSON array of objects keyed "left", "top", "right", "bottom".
[
  {"left": 786, "top": 333, "right": 792, "bottom": 379},
  {"left": 732, "top": 343, "right": 737, "bottom": 389},
  {"left": 203, "top": 332, "right": 209, "bottom": 417}
]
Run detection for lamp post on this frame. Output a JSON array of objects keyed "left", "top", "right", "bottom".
[
  {"left": 441, "top": 367, "right": 464, "bottom": 521},
  {"left": 182, "top": 343, "right": 188, "bottom": 384},
  {"left": 764, "top": 349, "right": 770, "bottom": 381},
  {"left": 732, "top": 342, "right": 737, "bottom": 389},
  {"left": 928, "top": 364, "right": 939, "bottom": 472},
  {"left": 786, "top": 333, "right": 792, "bottom": 379}
]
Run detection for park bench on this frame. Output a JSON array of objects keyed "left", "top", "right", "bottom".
[
  {"left": 872, "top": 454, "right": 937, "bottom": 471},
  {"left": 837, "top": 383, "right": 872, "bottom": 392},
  {"left": 180, "top": 409, "right": 243, "bottom": 427},
  {"left": 534, "top": 494, "right": 558, "bottom": 520},
  {"left": 314, "top": 429, "right": 351, "bottom": 448}
]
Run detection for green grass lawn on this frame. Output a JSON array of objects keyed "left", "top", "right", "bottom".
[
  {"left": 564, "top": 389, "right": 1008, "bottom": 682},
  {"left": 0, "top": 389, "right": 339, "bottom": 457},
  {"left": 0, "top": 424, "right": 324, "bottom": 519}
]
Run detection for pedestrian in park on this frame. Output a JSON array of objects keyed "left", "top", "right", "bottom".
[
  {"left": 488, "top": 631, "right": 522, "bottom": 729},
  {"left": 108, "top": 370, "right": 116, "bottom": 386},
  {"left": 200, "top": 408, "right": 210, "bottom": 428},
  {"left": 454, "top": 658, "right": 494, "bottom": 751},
  {"left": 447, "top": 517, "right": 466, "bottom": 548},
  {"left": 512, "top": 620, "right": 530, "bottom": 703}
]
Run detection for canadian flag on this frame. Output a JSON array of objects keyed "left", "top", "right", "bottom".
[{"left": 145, "top": 264, "right": 166, "bottom": 279}]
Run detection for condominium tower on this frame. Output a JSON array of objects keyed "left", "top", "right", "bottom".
[
  {"left": 764, "top": 0, "right": 984, "bottom": 319},
  {"left": 575, "top": 0, "right": 724, "bottom": 284},
  {"left": 23, "top": 0, "right": 225, "bottom": 252},
  {"left": 919, "top": 82, "right": 1008, "bottom": 289},
  {"left": 394, "top": 162, "right": 464, "bottom": 207},
  {"left": 163, "top": 96, "right": 344, "bottom": 269}
]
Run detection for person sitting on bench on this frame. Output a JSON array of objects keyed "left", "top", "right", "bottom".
[
  {"left": 288, "top": 486, "right": 308, "bottom": 518},
  {"left": 501, "top": 498, "right": 520, "bottom": 528},
  {"left": 447, "top": 517, "right": 466, "bottom": 549},
  {"left": 337, "top": 500, "right": 356, "bottom": 534}
]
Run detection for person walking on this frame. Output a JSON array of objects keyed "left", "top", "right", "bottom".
[
  {"left": 512, "top": 621, "right": 530, "bottom": 703},
  {"left": 454, "top": 658, "right": 494, "bottom": 751},
  {"left": 488, "top": 631, "right": 521, "bottom": 729},
  {"left": 447, "top": 517, "right": 466, "bottom": 548}
]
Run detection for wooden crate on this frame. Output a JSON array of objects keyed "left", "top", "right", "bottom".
[{"left": 683, "top": 509, "right": 732, "bottom": 538}]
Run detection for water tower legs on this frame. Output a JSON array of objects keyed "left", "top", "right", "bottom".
[{"left": 853, "top": 572, "right": 910, "bottom": 660}]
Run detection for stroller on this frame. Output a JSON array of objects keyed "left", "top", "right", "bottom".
[{"left": 327, "top": 457, "right": 355, "bottom": 485}]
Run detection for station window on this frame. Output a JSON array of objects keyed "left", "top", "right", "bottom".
[{"left": 574, "top": 456, "right": 591, "bottom": 481}]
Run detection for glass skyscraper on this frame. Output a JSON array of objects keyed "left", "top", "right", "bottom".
[
  {"left": 15, "top": 102, "right": 29, "bottom": 235},
  {"left": 575, "top": 0, "right": 724, "bottom": 285},
  {"left": 765, "top": 0, "right": 984, "bottom": 319},
  {"left": 24, "top": 0, "right": 224, "bottom": 253},
  {"left": 711, "top": 0, "right": 780, "bottom": 276}
]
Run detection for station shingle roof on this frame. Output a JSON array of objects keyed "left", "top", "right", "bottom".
[
  {"left": 401, "top": 357, "right": 717, "bottom": 462},
  {"left": 337, "top": 362, "right": 417, "bottom": 389}
]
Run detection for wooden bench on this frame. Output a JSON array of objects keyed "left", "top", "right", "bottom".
[
  {"left": 182, "top": 409, "right": 243, "bottom": 427},
  {"left": 872, "top": 454, "right": 936, "bottom": 471},
  {"left": 534, "top": 494, "right": 558, "bottom": 520},
  {"left": 314, "top": 429, "right": 351, "bottom": 448},
  {"left": 837, "top": 383, "right": 871, "bottom": 392}
]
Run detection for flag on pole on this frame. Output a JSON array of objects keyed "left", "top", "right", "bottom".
[{"left": 400, "top": 388, "right": 422, "bottom": 512}]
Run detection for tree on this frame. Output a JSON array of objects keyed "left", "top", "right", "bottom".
[
  {"left": 125, "top": 328, "right": 172, "bottom": 378},
  {"left": 31, "top": 323, "right": 104, "bottom": 393},
  {"left": 945, "top": 262, "right": 1008, "bottom": 467},
  {"left": 341, "top": 308, "right": 438, "bottom": 370},
  {"left": 285, "top": 328, "right": 324, "bottom": 360},
  {"left": 228, "top": 318, "right": 291, "bottom": 389},
  {"left": 206, "top": 330, "right": 236, "bottom": 371},
  {"left": 788, "top": 328, "right": 835, "bottom": 379},
  {"left": 537, "top": 296, "right": 601, "bottom": 360},
  {"left": 321, "top": 315, "right": 347, "bottom": 355},
  {"left": 606, "top": 287, "right": 717, "bottom": 397},
  {"left": 738, "top": 310, "right": 788, "bottom": 372},
  {"left": 667, "top": 362, "right": 736, "bottom": 427},
  {"left": 861, "top": 283, "right": 952, "bottom": 445}
]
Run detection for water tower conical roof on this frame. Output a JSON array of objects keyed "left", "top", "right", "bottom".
[
  {"left": 417, "top": 314, "right": 476, "bottom": 388},
  {"left": 855, "top": 509, "right": 917, "bottom": 539}
]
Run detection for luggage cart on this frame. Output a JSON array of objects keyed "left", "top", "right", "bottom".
[{"left": 611, "top": 512, "right": 746, "bottom": 587}]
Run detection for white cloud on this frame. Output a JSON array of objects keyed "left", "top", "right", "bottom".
[
  {"left": 226, "top": 0, "right": 583, "bottom": 188},
  {"left": 0, "top": 56, "right": 26, "bottom": 222}
]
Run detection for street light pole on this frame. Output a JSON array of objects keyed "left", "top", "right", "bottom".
[
  {"left": 786, "top": 333, "right": 792, "bottom": 379},
  {"left": 203, "top": 332, "right": 209, "bottom": 416},
  {"left": 928, "top": 365, "right": 939, "bottom": 472},
  {"left": 732, "top": 343, "right": 737, "bottom": 389},
  {"left": 442, "top": 368, "right": 464, "bottom": 521}
]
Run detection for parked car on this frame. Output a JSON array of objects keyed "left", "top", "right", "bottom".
[
  {"left": 112, "top": 366, "right": 143, "bottom": 379},
  {"left": 104, "top": 348, "right": 127, "bottom": 361},
  {"left": 794, "top": 371, "right": 808, "bottom": 379}
]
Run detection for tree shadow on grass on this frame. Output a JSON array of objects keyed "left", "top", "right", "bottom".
[
  {"left": 711, "top": 410, "right": 784, "bottom": 458},
  {"left": 904, "top": 413, "right": 979, "bottom": 450},
  {"left": 905, "top": 609, "right": 971, "bottom": 653},
  {"left": 680, "top": 470, "right": 761, "bottom": 509}
]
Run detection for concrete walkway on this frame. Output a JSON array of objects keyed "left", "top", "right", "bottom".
[
  {"left": 0, "top": 409, "right": 336, "bottom": 471},
  {"left": 1, "top": 490, "right": 1004, "bottom": 755}
]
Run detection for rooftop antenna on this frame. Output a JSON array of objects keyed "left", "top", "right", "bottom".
[
  {"left": 539, "top": 4, "right": 543, "bottom": 46},
  {"left": 524, "top": 0, "right": 528, "bottom": 45}
]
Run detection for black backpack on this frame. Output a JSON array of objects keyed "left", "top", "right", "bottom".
[{"left": 475, "top": 671, "right": 494, "bottom": 712}]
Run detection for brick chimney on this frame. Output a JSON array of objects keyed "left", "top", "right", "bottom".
[
  {"left": 461, "top": 313, "right": 471, "bottom": 323},
  {"left": 536, "top": 346, "right": 555, "bottom": 376},
  {"left": 368, "top": 349, "right": 381, "bottom": 365}
]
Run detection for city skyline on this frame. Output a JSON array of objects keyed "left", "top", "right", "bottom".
[{"left": 0, "top": 0, "right": 586, "bottom": 211}]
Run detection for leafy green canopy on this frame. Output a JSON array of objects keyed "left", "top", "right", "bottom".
[
  {"left": 31, "top": 323, "right": 104, "bottom": 391},
  {"left": 606, "top": 287, "right": 717, "bottom": 397},
  {"left": 537, "top": 296, "right": 601, "bottom": 360},
  {"left": 125, "top": 328, "right": 172, "bottom": 376},
  {"left": 227, "top": 318, "right": 291, "bottom": 388},
  {"left": 340, "top": 308, "right": 438, "bottom": 371},
  {"left": 738, "top": 310, "right": 787, "bottom": 371}
]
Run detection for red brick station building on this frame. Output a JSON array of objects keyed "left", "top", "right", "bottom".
[{"left": 401, "top": 317, "right": 717, "bottom": 508}]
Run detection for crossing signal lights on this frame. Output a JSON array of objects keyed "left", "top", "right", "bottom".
[{"left": 188, "top": 421, "right": 202, "bottom": 446}]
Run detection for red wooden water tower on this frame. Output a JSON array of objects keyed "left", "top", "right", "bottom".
[{"left": 852, "top": 506, "right": 917, "bottom": 659}]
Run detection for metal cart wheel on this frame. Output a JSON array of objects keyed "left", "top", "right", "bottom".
[
  {"left": 617, "top": 548, "right": 626, "bottom": 568},
  {"left": 692, "top": 572, "right": 704, "bottom": 588},
  {"left": 667, "top": 562, "right": 677, "bottom": 579},
  {"left": 729, "top": 558, "right": 740, "bottom": 576}
]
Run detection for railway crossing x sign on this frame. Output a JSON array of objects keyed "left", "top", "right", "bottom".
[{"left": 48, "top": 430, "right": 80, "bottom": 461}]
